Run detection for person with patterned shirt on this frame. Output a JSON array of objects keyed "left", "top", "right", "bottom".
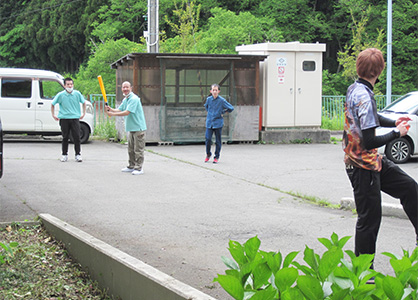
[{"left": 343, "top": 48, "right": 418, "bottom": 264}]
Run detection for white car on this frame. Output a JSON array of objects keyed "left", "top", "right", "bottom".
[
  {"left": 0, "top": 68, "right": 94, "bottom": 143},
  {"left": 377, "top": 91, "right": 418, "bottom": 163}
]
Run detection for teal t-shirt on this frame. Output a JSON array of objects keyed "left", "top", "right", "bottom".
[
  {"left": 52, "top": 90, "right": 85, "bottom": 119},
  {"left": 118, "top": 93, "right": 147, "bottom": 132}
]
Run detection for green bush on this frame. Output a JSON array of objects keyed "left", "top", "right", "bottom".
[
  {"left": 94, "top": 118, "right": 118, "bottom": 141},
  {"left": 321, "top": 114, "right": 344, "bottom": 131},
  {"left": 215, "top": 233, "right": 418, "bottom": 299},
  {"left": 0, "top": 241, "right": 18, "bottom": 264}
]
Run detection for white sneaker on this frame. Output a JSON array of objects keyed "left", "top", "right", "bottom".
[
  {"left": 132, "top": 169, "right": 144, "bottom": 175},
  {"left": 75, "top": 155, "right": 82, "bottom": 162},
  {"left": 121, "top": 167, "right": 134, "bottom": 172},
  {"left": 60, "top": 155, "right": 68, "bottom": 162}
]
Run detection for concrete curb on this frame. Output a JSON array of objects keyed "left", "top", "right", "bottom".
[
  {"left": 39, "top": 213, "right": 217, "bottom": 300},
  {"left": 340, "top": 197, "right": 407, "bottom": 219}
]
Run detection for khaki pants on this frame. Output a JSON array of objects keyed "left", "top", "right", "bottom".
[{"left": 127, "top": 131, "right": 146, "bottom": 171}]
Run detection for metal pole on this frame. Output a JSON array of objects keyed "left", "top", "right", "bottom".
[
  {"left": 147, "top": 0, "right": 159, "bottom": 53},
  {"left": 386, "top": 0, "right": 392, "bottom": 105}
]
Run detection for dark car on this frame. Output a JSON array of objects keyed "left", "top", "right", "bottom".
[{"left": 0, "top": 118, "right": 3, "bottom": 178}]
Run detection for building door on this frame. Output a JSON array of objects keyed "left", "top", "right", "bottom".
[
  {"left": 294, "top": 52, "right": 322, "bottom": 126},
  {"left": 264, "top": 52, "right": 296, "bottom": 127}
]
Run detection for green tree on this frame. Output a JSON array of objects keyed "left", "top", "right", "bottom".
[
  {"left": 192, "top": 7, "right": 281, "bottom": 54},
  {"left": 322, "top": 70, "right": 351, "bottom": 96},
  {"left": 75, "top": 38, "right": 145, "bottom": 96},
  {"left": 337, "top": 7, "right": 385, "bottom": 91},
  {"left": 90, "top": 0, "right": 147, "bottom": 43},
  {"left": 17, "top": 0, "right": 89, "bottom": 72},
  {"left": 0, "top": 24, "right": 26, "bottom": 66},
  {"left": 164, "top": 0, "right": 201, "bottom": 53},
  {"left": 255, "top": 0, "right": 321, "bottom": 43},
  {"left": 0, "top": 0, "right": 29, "bottom": 67},
  {"left": 390, "top": 0, "right": 418, "bottom": 94}
]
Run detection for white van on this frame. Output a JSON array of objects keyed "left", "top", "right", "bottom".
[{"left": 0, "top": 68, "right": 94, "bottom": 143}]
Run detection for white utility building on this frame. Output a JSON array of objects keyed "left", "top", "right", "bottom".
[{"left": 236, "top": 42, "right": 326, "bottom": 129}]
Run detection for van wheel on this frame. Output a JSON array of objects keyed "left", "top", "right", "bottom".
[
  {"left": 69, "top": 123, "right": 90, "bottom": 144},
  {"left": 385, "top": 137, "right": 411, "bottom": 164}
]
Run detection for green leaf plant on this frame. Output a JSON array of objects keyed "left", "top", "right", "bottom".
[
  {"left": 214, "top": 233, "right": 418, "bottom": 300},
  {"left": 0, "top": 241, "right": 18, "bottom": 264}
]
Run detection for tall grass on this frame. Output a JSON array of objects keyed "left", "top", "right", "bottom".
[
  {"left": 93, "top": 118, "right": 118, "bottom": 140},
  {"left": 321, "top": 114, "right": 344, "bottom": 130}
]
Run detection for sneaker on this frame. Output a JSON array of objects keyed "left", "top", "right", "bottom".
[
  {"left": 204, "top": 156, "right": 210, "bottom": 163},
  {"left": 60, "top": 155, "right": 68, "bottom": 162},
  {"left": 75, "top": 155, "right": 82, "bottom": 162},
  {"left": 213, "top": 158, "right": 219, "bottom": 164},
  {"left": 132, "top": 169, "right": 144, "bottom": 175},
  {"left": 121, "top": 167, "right": 135, "bottom": 172}
]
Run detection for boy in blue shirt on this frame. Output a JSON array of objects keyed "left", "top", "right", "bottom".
[
  {"left": 51, "top": 78, "right": 86, "bottom": 162},
  {"left": 105, "top": 81, "right": 147, "bottom": 175},
  {"left": 204, "top": 84, "right": 234, "bottom": 163}
]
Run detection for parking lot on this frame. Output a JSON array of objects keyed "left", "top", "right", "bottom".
[{"left": 1, "top": 137, "right": 417, "bottom": 299}]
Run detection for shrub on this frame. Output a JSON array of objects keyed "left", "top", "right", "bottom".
[
  {"left": 214, "top": 233, "right": 418, "bottom": 299},
  {"left": 94, "top": 118, "right": 118, "bottom": 141}
]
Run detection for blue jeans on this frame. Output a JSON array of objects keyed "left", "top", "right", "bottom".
[{"left": 205, "top": 127, "right": 222, "bottom": 159}]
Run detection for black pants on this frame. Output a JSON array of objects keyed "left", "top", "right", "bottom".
[
  {"left": 60, "top": 119, "right": 81, "bottom": 156},
  {"left": 346, "top": 156, "right": 418, "bottom": 256}
]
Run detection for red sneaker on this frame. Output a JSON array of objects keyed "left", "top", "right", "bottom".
[
  {"left": 213, "top": 158, "right": 218, "bottom": 164},
  {"left": 205, "top": 156, "right": 210, "bottom": 162}
]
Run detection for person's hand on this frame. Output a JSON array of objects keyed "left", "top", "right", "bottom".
[
  {"left": 52, "top": 115, "right": 59, "bottom": 121},
  {"left": 105, "top": 108, "right": 112, "bottom": 116},
  {"left": 397, "top": 121, "right": 410, "bottom": 136},
  {"left": 395, "top": 116, "right": 412, "bottom": 126}
]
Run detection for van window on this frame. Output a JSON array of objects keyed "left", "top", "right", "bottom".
[
  {"left": 40, "top": 80, "right": 64, "bottom": 99},
  {"left": 1, "top": 79, "right": 32, "bottom": 98}
]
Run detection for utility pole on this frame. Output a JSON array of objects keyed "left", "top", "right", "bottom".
[
  {"left": 386, "top": 0, "right": 392, "bottom": 105},
  {"left": 144, "top": 0, "right": 159, "bottom": 53}
]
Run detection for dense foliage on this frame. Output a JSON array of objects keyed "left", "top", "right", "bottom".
[
  {"left": 215, "top": 233, "right": 418, "bottom": 300},
  {"left": 0, "top": 0, "right": 417, "bottom": 95}
]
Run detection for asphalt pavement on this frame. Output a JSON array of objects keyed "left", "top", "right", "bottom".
[{"left": 1, "top": 136, "right": 417, "bottom": 299}]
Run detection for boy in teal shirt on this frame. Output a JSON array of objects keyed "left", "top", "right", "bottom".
[
  {"left": 106, "top": 81, "right": 147, "bottom": 175},
  {"left": 51, "top": 78, "right": 86, "bottom": 162}
]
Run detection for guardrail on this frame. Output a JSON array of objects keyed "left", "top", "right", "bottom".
[
  {"left": 322, "top": 95, "right": 401, "bottom": 129},
  {"left": 89, "top": 94, "right": 117, "bottom": 126},
  {"left": 89, "top": 94, "right": 402, "bottom": 131}
]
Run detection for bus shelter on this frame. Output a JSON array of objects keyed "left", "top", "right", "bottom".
[{"left": 110, "top": 53, "right": 267, "bottom": 143}]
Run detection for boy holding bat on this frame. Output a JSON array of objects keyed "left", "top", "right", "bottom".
[{"left": 105, "top": 81, "right": 147, "bottom": 175}]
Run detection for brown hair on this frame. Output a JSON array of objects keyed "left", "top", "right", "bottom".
[{"left": 356, "top": 48, "right": 385, "bottom": 79}]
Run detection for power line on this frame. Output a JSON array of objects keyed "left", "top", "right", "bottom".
[{"left": 0, "top": 0, "right": 86, "bottom": 21}]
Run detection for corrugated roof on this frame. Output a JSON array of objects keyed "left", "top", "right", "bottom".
[{"left": 110, "top": 52, "right": 267, "bottom": 68}]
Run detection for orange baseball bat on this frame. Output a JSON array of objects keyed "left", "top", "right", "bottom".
[{"left": 97, "top": 75, "right": 108, "bottom": 105}]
